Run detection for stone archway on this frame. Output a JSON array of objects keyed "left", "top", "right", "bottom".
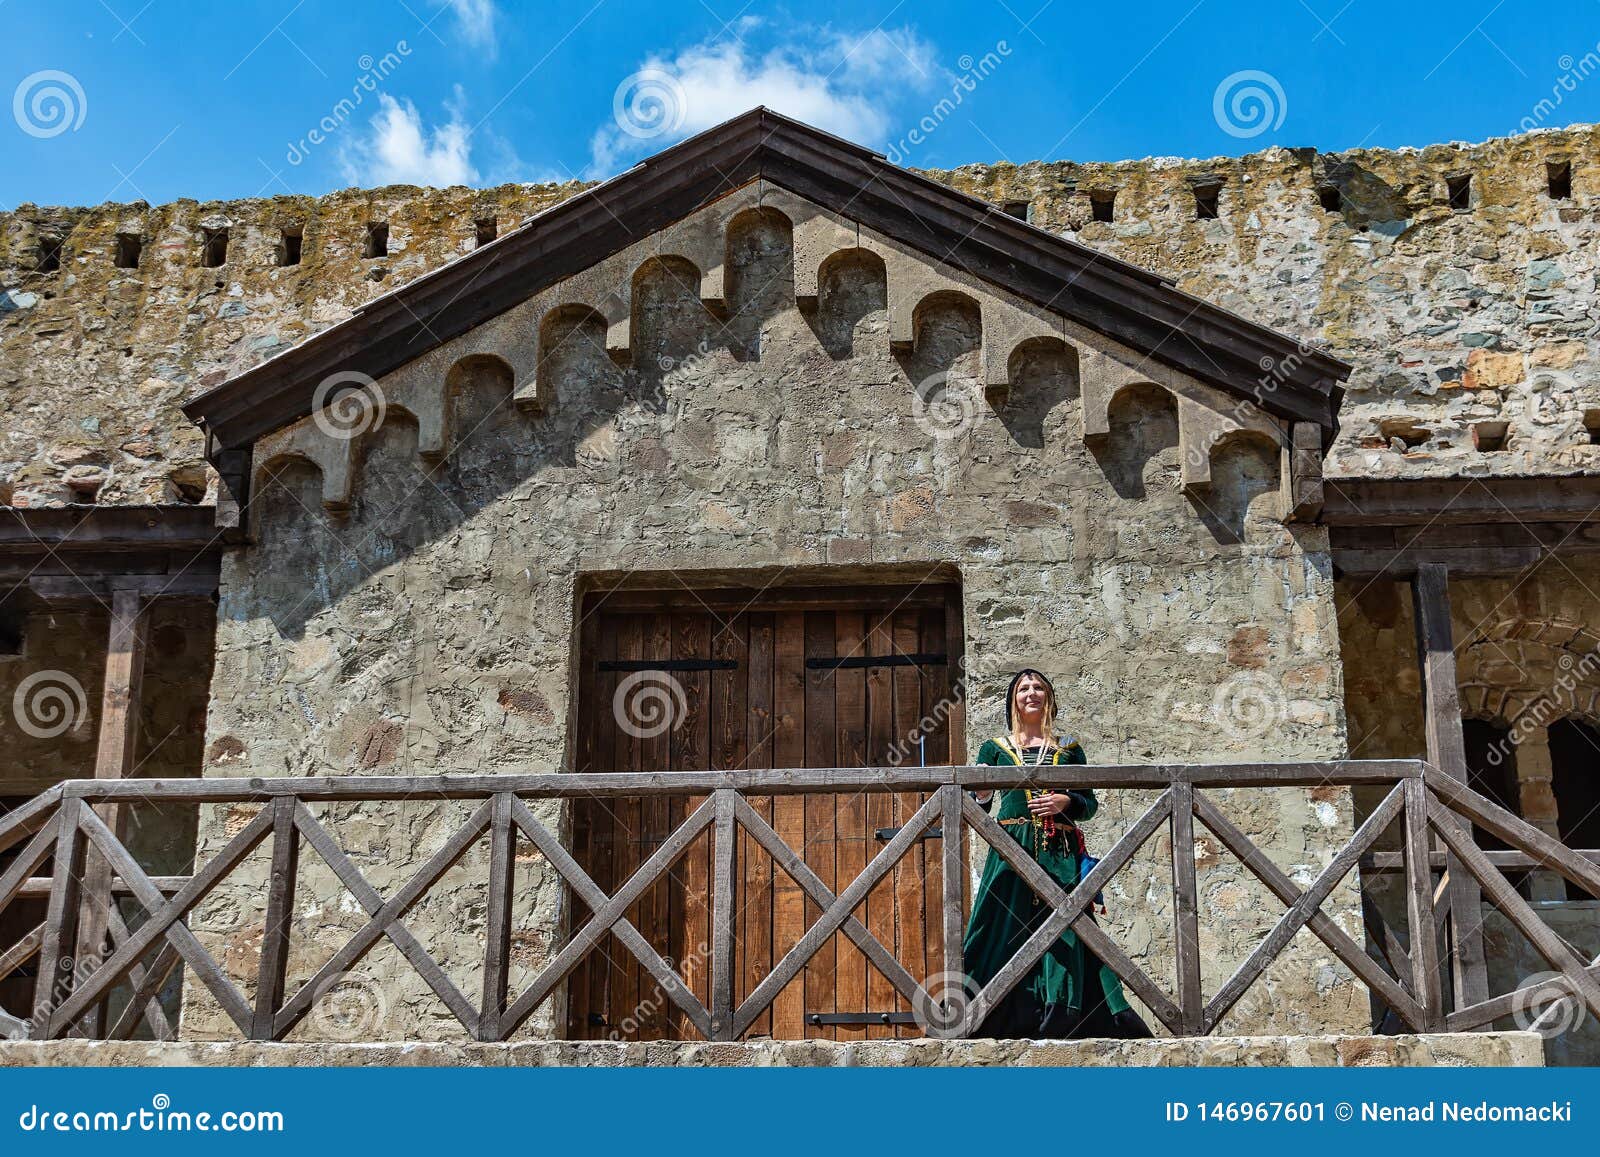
[{"left": 1457, "top": 616, "right": 1600, "bottom": 900}]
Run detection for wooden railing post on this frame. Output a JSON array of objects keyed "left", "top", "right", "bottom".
[
  {"left": 1169, "top": 780, "right": 1204, "bottom": 1035},
  {"left": 1403, "top": 777, "right": 1445, "bottom": 1030},
  {"left": 1411, "top": 563, "right": 1490, "bottom": 1010},
  {"left": 252, "top": 797, "right": 300, "bottom": 1040},
  {"left": 478, "top": 793, "right": 516, "bottom": 1041},
  {"left": 33, "top": 798, "right": 87, "bottom": 1039},
  {"left": 710, "top": 789, "right": 737, "bottom": 1041},
  {"left": 939, "top": 785, "right": 964, "bottom": 993}
]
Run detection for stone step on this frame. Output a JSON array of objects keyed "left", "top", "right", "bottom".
[{"left": 0, "top": 1031, "right": 1545, "bottom": 1068}]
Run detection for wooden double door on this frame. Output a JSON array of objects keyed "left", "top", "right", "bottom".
[{"left": 568, "top": 585, "right": 965, "bottom": 1040}]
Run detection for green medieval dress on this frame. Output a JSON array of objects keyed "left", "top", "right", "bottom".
[{"left": 961, "top": 735, "right": 1140, "bottom": 1038}]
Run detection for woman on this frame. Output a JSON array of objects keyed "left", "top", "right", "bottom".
[{"left": 961, "top": 669, "right": 1153, "bottom": 1039}]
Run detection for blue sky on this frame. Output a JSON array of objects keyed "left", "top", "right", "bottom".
[{"left": 4, "top": 0, "right": 1599, "bottom": 208}]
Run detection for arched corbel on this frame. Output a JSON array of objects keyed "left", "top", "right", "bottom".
[
  {"left": 980, "top": 305, "right": 1064, "bottom": 407},
  {"left": 252, "top": 420, "right": 354, "bottom": 514},
  {"left": 383, "top": 376, "right": 448, "bottom": 462},
  {"left": 792, "top": 217, "right": 870, "bottom": 311},
  {"left": 526, "top": 308, "right": 606, "bottom": 410},
  {"left": 1178, "top": 398, "right": 1288, "bottom": 499},
  {"left": 1080, "top": 347, "right": 1146, "bottom": 444}
]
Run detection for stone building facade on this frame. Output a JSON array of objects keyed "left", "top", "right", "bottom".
[{"left": 2, "top": 110, "right": 1597, "bottom": 1052}]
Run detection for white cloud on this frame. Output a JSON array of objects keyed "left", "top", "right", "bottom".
[
  {"left": 444, "top": 0, "right": 498, "bottom": 55},
  {"left": 590, "top": 23, "right": 942, "bottom": 174},
  {"left": 342, "top": 92, "right": 478, "bottom": 188}
]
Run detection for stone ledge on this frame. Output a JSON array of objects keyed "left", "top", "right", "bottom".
[{"left": 0, "top": 1033, "right": 1545, "bottom": 1068}]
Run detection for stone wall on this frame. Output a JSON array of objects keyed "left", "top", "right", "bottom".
[
  {"left": 943, "top": 125, "right": 1600, "bottom": 483},
  {"left": 182, "top": 189, "right": 1362, "bottom": 1041},
  {"left": 4, "top": 125, "right": 1599, "bottom": 508},
  {"left": 0, "top": 182, "right": 577, "bottom": 506}
]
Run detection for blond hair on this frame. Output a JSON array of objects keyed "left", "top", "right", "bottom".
[{"left": 1009, "top": 669, "right": 1058, "bottom": 744}]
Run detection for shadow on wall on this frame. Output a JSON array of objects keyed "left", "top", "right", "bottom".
[
  {"left": 1094, "top": 381, "right": 1178, "bottom": 501},
  {"left": 994, "top": 337, "right": 1080, "bottom": 452},
  {"left": 242, "top": 208, "right": 1284, "bottom": 640},
  {"left": 805, "top": 247, "right": 886, "bottom": 360},
  {"left": 1190, "top": 430, "right": 1284, "bottom": 546}
]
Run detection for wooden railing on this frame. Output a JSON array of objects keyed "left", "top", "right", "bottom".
[{"left": 2, "top": 760, "right": 1598, "bottom": 1043}]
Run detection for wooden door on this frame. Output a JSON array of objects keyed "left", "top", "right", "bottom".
[{"left": 567, "top": 585, "right": 964, "bottom": 1041}]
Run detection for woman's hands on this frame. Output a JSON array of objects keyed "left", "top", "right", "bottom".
[{"left": 1027, "top": 792, "right": 1073, "bottom": 817}]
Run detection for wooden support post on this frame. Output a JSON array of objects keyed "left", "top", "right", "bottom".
[
  {"left": 1287, "top": 421, "right": 1325, "bottom": 522},
  {"left": 479, "top": 792, "right": 515, "bottom": 1041},
  {"left": 76, "top": 587, "right": 148, "bottom": 1035},
  {"left": 208, "top": 439, "right": 252, "bottom": 531},
  {"left": 1403, "top": 777, "right": 1445, "bottom": 1030},
  {"left": 1169, "top": 781, "right": 1204, "bottom": 1035},
  {"left": 710, "top": 789, "right": 737, "bottom": 1041},
  {"left": 252, "top": 797, "right": 299, "bottom": 1039},
  {"left": 1410, "top": 564, "right": 1490, "bottom": 1010}
]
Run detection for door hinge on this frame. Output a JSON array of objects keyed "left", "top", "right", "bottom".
[
  {"left": 874, "top": 826, "right": 942, "bottom": 841},
  {"left": 598, "top": 658, "right": 738, "bottom": 672},
  {"left": 807, "top": 1011, "right": 919, "bottom": 1026},
  {"left": 806, "top": 653, "right": 948, "bottom": 670}
]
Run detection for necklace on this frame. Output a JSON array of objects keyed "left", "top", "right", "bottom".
[
  {"left": 1011, "top": 733, "right": 1051, "bottom": 765},
  {"left": 1011, "top": 734, "right": 1061, "bottom": 843}
]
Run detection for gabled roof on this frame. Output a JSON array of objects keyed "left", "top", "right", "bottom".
[{"left": 184, "top": 108, "right": 1351, "bottom": 451}]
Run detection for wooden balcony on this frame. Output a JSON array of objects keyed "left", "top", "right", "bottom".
[{"left": 1, "top": 760, "right": 1597, "bottom": 1044}]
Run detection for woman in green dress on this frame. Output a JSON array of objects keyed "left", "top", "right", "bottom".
[{"left": 962, "top": 668, "right": 1153, "bottom": 1039}]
